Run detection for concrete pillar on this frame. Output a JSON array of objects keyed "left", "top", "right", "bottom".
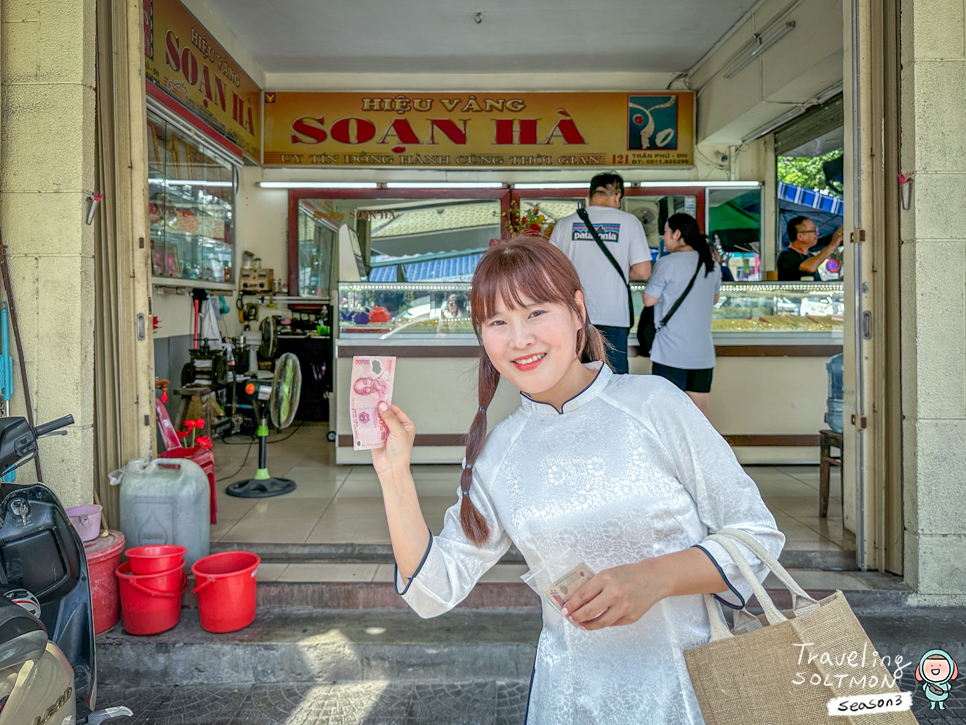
[
  {"left": 901, "top": 0, "right": 966, "bottom": 604},
  {"left": 0, "top": 0, "right": 96, "bottom": 507}
]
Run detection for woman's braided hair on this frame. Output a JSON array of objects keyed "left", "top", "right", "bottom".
[{"left": 459, "top": 236, "right": 607, "bottom": 546}]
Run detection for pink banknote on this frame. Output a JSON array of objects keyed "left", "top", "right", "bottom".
[{"left": 349, "top": 356, "right": 396, "bottom": 450}]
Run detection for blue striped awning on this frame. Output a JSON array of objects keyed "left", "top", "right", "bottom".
[
  {"left": 369, "top": 252, "right": 483, "bottom": 282},
  {"left": 778, "top": 182, "right": 844, "bottom": 215}
]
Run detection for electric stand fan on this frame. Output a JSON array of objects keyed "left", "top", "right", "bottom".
[{"left": 226, "top": 352, "right": 302, "bottom": 498}]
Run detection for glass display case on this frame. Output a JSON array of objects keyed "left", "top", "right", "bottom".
[
  {"left": 631, "top": 281, "right": 844, "bottom": 335},
  {"left": 148, "top": 110, "right": 236, "bottom": 284},
  {"left": 339, "top": 282, "right": 474, "bottom": 338},
  {"left": 338, "top": 281, "right": 844, "bottom": 340}
]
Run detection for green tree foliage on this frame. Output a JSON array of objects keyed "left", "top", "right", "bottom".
[{"left": 777, "top": 149, "right": 843, "bottom": 195}]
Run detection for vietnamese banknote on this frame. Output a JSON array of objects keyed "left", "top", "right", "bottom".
[
  {"left": 350, "top": 356, "right": 396, "bottom": 450},
  {"left": 543, "top": 563, "right": 595, "bottom": 613}
]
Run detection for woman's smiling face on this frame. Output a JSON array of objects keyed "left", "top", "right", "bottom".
[{"left": 480, "top": 290, "right": 588, "bottom": 405}]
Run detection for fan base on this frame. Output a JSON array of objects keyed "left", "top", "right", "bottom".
[{"left": 226, "top": 477, "right": 296, "bottom": 498}]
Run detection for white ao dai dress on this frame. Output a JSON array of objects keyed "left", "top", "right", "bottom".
[{"left": 396, "top": 362, "right": 784, "bottom": 725}]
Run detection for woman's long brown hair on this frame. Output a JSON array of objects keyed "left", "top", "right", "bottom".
[{"left": 459, "top": 236, "right": 607, "bottom": 546}]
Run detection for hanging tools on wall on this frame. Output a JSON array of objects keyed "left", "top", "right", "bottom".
[{"left": 236, "top": 294, "right": 259, "bottom": 324}]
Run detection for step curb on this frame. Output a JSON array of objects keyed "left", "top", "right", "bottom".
[
  {"left": 97, "top": 605, "right": 966, "bottom": 689},
  {"left": 97, "top": 609, "right": 541, "bottom": 686},
  {"left": 213, "top": 541, "right": 860, "bottom": 571}
]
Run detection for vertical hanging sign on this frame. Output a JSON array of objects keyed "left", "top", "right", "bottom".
[
  {"left": 262, "top": 92, "right": 694, "bottom": 168},
  {"left": 143, "top": 0, "right": 261, "bottom": 161}
]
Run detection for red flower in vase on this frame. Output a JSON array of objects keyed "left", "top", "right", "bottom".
[
  {"left": 195, "top": 436, "right": 213, "bottom": 450},
  {"left": 176, "top": 430, "right": 189, "bottom": 440}
]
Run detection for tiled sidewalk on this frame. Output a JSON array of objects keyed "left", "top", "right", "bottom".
[
  {"left": 97, "top": 680, "right": 531, "bottom": 725},
  {"left": 210, "top": 424, "right": 854, "bottom": 585}
]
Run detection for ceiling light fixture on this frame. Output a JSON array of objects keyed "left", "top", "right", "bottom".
[
  {"left": 384, "top": 182, "right": 504, "bottom": 189},
  {"left": 723, "top": 21, "right": 796, "bottom": 80},
  {"left": 257, "top": 181, "right": 378, "bottom": 189},
  {"left": 512, "top": 183, "right": 588, "bottom": 190},
  {"left": 636, "top": 181, "right": 761, "bottom": 189}
]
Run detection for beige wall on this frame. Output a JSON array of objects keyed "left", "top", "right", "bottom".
[
  {"left": 0, "top": 0, "right": 96, "bottom": 507},
  {"left": 690, "top": 0, "right": 844, "bottom": 145},
  {"left": 900, "top": 0, "right": 966, "bottom": 604}
]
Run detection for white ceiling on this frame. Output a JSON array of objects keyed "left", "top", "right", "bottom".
[{"left": 202, "top": 0, "right": 756, "bottom": 75}]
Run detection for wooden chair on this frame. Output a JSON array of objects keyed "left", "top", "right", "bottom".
[{"left": 819, "top": 429, "right": 843, "bottom": 518}]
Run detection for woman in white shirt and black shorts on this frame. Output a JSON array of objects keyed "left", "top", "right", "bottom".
[{"left": 643, "top": 213, "right": 720, "bottom": 423}]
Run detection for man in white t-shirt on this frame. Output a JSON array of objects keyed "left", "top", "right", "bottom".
[{"left": 549, "top": 173, "right": 651, "bottom": 373}]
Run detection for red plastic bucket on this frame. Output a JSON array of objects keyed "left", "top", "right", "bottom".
[
  {"left": 126, "top": 544, "right": 187, "bottom": 575},
  {"left": 85, "top": 530, "right": 125, "bottom": 635},
  {"left": 191, "top": 551, "right": 260, "bottom": 633},
  {"left": 115, "top": 561, "right": 188, "bottom": 635}
]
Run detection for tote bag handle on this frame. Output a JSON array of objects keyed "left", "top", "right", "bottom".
[{"left": 702, "top": 528, "right": 820, "bottom": 642}]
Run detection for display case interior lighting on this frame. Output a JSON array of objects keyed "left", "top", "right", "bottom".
[
  {"left": 635, "top": 181, "right": 761, "bottom": 189},
  {"left": 257, "top": 181, "right": 379, "bottom": 189},
  {"left": 384, "top": 182, "right": 505, "bottom": 189},
  {"left": 341, "top": 282, "right": 472, "bottom": 292},
  {"left": 723, "top": 21, "right": 796, "bottom": 80}
]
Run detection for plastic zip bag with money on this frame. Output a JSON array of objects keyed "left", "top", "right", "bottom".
[
  {"left": 349, "top": 356, "right": 396, "bottom": 450},
  {"left": 521, "top": 549, "right": 595, "bottom": 621}
]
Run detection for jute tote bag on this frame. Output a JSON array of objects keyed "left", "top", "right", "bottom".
[{"left": 683, "top": 528, "right": 917, "bottom": 725}]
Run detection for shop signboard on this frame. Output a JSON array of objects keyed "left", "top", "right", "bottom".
[
  {"left": 262, "top": 92, "right": 694, "bottom": 168},
  {"left": 143, "top": 0, "right": 261, "bottom": 161}
]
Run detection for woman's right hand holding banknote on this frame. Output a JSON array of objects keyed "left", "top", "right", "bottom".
[
  {"left": 371, "top": 403, "right": 429, "bottom": 583},
  {"left": 371, "top": 403, "right": 416, "bottom": 477}
]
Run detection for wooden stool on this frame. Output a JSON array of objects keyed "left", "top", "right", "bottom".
[
  {"left": 172, "top": 384, "right": 212, "bottom": 431},
  {"left": 819, "top": 429, "right": 843, "bottom": 518}
]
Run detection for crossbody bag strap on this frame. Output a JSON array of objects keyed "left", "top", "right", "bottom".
[
  {"left": 576, "top": 207, "right": 634, "bottom": 325},
  {"left": 656, "top": 258, "right": 702, "bottom": 330}
]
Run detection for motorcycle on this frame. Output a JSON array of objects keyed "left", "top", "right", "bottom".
[{"left": 0, "top": 414, "right": 132, "bottom": 724}]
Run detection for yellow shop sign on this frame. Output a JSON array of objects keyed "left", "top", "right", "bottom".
[
  {"left": 143, "top": 0, "right": 260, "bottom": 160},
  {"left": 263, "top": 92, "right": 694, "bottom": 168}
]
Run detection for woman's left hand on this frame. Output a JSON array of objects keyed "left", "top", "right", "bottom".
[{"left": 560, "top": 560, "right": 668, "bottom": 631}]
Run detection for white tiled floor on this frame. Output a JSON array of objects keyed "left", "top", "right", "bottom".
[{"left": 211, "top": 423, "right": 853, "bottom": 583}]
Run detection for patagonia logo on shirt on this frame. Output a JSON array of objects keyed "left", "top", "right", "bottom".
[{"left": 573, "top": 223, "right": 620, "bottom": 243}]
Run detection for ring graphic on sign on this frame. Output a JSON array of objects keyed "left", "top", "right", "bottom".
[{"left": 628, "top": 95, "right": 678, "bottom": 151}]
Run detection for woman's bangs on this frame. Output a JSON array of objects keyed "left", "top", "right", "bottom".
[{"left": 472, "top": 246, "right": 569, "bottom": 327}]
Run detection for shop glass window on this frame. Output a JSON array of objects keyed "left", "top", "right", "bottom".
[
  {"left": 147, "top": 111, "right": 236, "bottom": 283},
  {"left": 516, "top": 199, "right": 578, "bottom": 238},
  {"left": 775, "top": 143, "right": 845, "bottom": 281},
  {"left": 708, "top": 187, "right": 762, "bottom": 281},
  {"left": 772, "top": 94, "right": 845, "bottom": 281},
  {"left": 297, "top": 203, "right": 337, "bottom": 297},
  {"left": 297, "top": 198, "right": 501, "bottom": 285},
  {"left": 515, "top": 194, "right": 696, "bottom": 261},
  {"left": 623, "top": 194, "right": 696, "bottom": 260}
]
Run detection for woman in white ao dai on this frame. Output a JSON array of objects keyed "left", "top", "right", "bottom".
[{"left": 371, "top": 238, "right": 784, "bottom": 725}]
